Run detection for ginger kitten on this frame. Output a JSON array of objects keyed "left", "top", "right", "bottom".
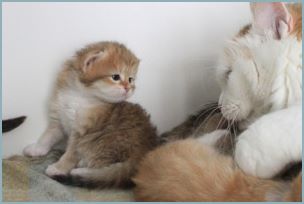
[
  {"left": 133, "top": 138, "right": 301, "bottom": 201},
  {"left": 23, "top": 41, "right": 158, "bottom": 188}
]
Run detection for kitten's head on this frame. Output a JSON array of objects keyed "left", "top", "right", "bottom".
[
  {"left": 216, "top": 3, "right": 302, "bottom": 127},
  {"left": 75, "top": 41, "right": 140, "bottom": 103}
]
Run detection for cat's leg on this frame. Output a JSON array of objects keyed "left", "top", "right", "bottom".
[
  {"left": 196, "top": 130, "right": 229, "bottom": 146},
  {"left": 46, "top": 135, "right": 79, "bottom": 177},
  {"left": 234, "top": 105, "right": 302, "bottom": 179},
  {"left": 23, "top": 120, "right": 64, "bottom": 157}
]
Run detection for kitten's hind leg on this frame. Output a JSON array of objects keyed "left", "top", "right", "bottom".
[
  {"left": 197, "top": 130, "right": 229, "bottom": 146},
  {"left": 23, "top": 121, "right": 64, "bottom": 157}
]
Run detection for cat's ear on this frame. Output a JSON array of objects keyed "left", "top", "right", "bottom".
[
  {"left": 250, "top": 2, "right": 293, "bottom": 39},
  {"left": 82, "top": 51, "right": 104, "bottom": 73}
]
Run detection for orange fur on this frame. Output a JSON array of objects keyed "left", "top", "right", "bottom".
[
  {"left": 133, "top": 139, "right": 302, "bottom": 201},
  {"left": 74, "top": 42, "right": 139, "bottom": 86},
  {"left": 27, "top": 41, "right": 158, "bottom": 188},
  {"left": 288, "top": 3, "right": 302, "bottom": 41},
  {"left": 133, "top": 3, "right": 302, "bottom": 202},
  {"left": 282, "top": 172, "right": 302, "bottom": 201}
]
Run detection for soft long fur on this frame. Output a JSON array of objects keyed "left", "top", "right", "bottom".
[
  {"left": 133, "top": 2, "right": 302, "bottom": 201},
  {"left": 220, "top": 2, "right": 302, "bottom": 179},
  {"left": 23, "top": 42, "right": 158, "bottom": 188},
  {"left": 133, "top": 139, "right": 301, "bottom": 201}
]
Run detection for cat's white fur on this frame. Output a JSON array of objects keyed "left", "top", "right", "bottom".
[
  {"left": 235, "top": 104, "right": 301, "bottom": 178},
  {"left": 215, "top": 3, "right": 302, "bottom": 178},
  {"left": 57, "top": 89, "right": 100, "bottom": 134},
  {"left": 24, "top": 86, "right": 101, "bottom": 157},
  {"left": 217, "top": 35, "right": 301, "bottom": 125}
]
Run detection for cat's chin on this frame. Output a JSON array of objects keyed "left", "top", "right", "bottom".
[{"left": 98, "top": 95, "right": 131, "bottom": 104}]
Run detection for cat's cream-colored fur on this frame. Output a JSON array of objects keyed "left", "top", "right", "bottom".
[
  {"left": 133, "top": 139, "right": 301, "bottom": 201},
  {"left": 133, "top": 2, "right": 302, "bottom": 201},
  {"left": 218, "top": 2, "right": 302, "bottom": 178}
]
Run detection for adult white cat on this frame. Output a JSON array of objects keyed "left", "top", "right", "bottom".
[
  {"left": 217, "top": 2, "right": 302, "bottom": 178},
  {"left": 133, "top": 3, "right": 302, "bottom": 202}
]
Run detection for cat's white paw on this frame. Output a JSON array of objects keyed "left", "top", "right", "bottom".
[
  {"left": 23, "top": 143, "right": 50, "bottom": 157},
  {"left": 197, "top": 130, "right": 228, "bottom": 146},
  {"left": 45, "top": 164, "right": 67, "bottom": 177},
  {"left": 70, "top": 168, "right": 90, "bottom": 176},
  {"left": 234, "top": 129, "right": 284, "bottom": 179}
]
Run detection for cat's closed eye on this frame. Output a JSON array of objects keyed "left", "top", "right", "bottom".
[{"left": 225, "top": 68, "right": 232, "bottom": 80}]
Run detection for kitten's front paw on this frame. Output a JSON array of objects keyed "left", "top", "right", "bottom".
[
  {"left": 234, "top": 130, "right": 282, "bottom": 179},
  {"left": 46, "top": 164, "right": 68, "bottom": 177},
  {"left": 23, "top": 143, "right": 50, "bottom": 157}
]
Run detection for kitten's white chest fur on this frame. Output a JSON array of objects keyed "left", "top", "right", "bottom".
[{"left": 57, "top": 89, "right": 99, "bottom": 135}]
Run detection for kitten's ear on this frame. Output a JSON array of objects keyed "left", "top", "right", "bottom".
[
  {"left": 250, "top": 2, "right": 293, "bottom": 39},
  {"left": 82, "top": 51, "right": 104, "bottom": 73}
]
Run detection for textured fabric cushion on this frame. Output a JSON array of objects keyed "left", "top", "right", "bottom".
[{"left": 3, "top": 149, "right": 134, "bottom": 202}]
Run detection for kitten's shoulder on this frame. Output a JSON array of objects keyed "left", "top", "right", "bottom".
[{"left": 116, "top": 101, "right": 150, "bottom": 117}]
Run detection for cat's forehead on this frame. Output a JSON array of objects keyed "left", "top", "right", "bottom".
[
  {"left": 78, "top": 42, "right": 139, "bottom": 66},
  {"left": 102, "top": 49, "right": 139, "bottom": 72},
  {"left": 95, "top": 54, "right": 138, "bottom": 77},
  {"left": 81, "top": 59, "right": 138, "bottom": 85},
  {"left": 78, "top": 42, "right": 139, "bottom": 85},
  {"left": 224, "top": 34, "right": 289, "bottom": 62}
]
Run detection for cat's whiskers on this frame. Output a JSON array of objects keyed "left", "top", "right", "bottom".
[
  {"left": 221, "top": 106, "right": 239, "bottom": 150},
  {"left": 215, "top": 115, "right": 225, "bottom": 131},
  {"left": 194, "top": 103, "right": 219, "bottom": 126},
  {"left": 193, "top": 105, "right": 222, "bottom": 137},
  {"left": 231, "top": 113, "right": 239, "bottom": 155}
]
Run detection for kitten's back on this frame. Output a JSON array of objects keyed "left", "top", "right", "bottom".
[
  {"left": 133, "top": 139, "right": 301, "bottom": 201},
  {"left": 53, "top": 101, "right": 159, "bottom": 188}
]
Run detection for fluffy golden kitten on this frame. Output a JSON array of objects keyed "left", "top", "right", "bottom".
[
  {"left": 24, "top": 41, "right": 158, "bottom": 188},
  {"left": 133, "top": 139, "right": 302, "bottom": 201}
]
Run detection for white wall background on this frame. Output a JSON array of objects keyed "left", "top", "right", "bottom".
[{"left": 2, "top": 2, "right": 251, "bottom": 157}]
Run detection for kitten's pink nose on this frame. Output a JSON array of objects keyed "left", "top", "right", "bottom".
[{"left": 124, "top": 86, "right": 130, "bottom": 92}]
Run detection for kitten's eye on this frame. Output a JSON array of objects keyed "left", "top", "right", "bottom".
[
  {"left": 129, "top": 77, "right": 134, "bottom": 83},
  {"left": 112, "top": 74, "right": 120, "bottom": 81}
]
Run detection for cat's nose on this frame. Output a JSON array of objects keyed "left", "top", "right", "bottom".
[{"left": 124, "top": 86, "right": 130, "bottom": 92}]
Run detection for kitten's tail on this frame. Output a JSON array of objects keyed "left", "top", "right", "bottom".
[
  {"left": 52, "top": 160, "right": 136, "bottom": 189},
  {"left": 2, "top": 116, "right": 26, "bottom": 133}
]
